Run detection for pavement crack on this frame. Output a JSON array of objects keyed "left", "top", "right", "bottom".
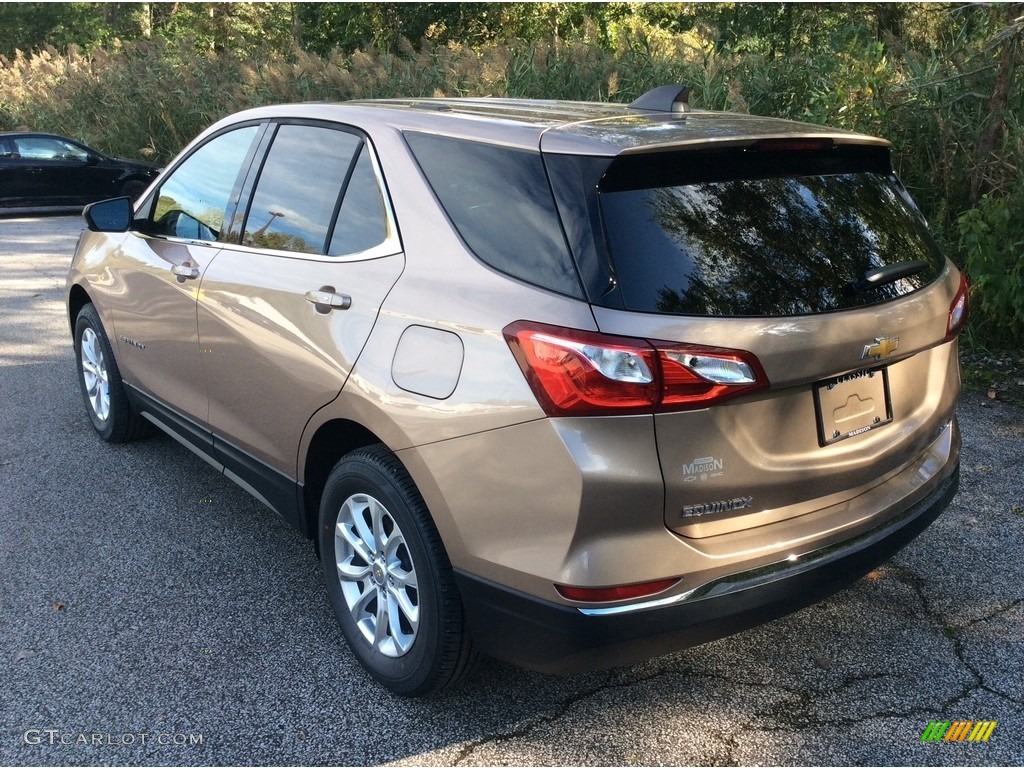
[
  {"left": 882, "top": 565, "right": 1022, "bottom": 707},
  {"left": 953, "top": 597, "right": 1024, "bottom": 631},
  {"left": 451, "top": 665, "right": 691, "bottom": 765}
]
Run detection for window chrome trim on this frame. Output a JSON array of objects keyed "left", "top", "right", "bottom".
[
  {"left": 134, "top": 119, "right": 403, "bottom": 263},
  {"left": 214, "top": 238, "right": 403, "bottom": 263}
]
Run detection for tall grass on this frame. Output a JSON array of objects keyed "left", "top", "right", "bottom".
[
  {"left": 1, "top": 26, "right": 1020, "bottom": 344},
  {"left": 0, "top": 31, "right": 777, "bottom": 163}
]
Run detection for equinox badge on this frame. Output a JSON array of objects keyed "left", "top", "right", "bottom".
[
  {"left": 862, "top": 336, "right": 899, "bottom": 361},
  {"left": 682, "top": 496, "right": 754, "bottom": 518}
]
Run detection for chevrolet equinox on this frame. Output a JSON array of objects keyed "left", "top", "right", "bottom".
[{"left": 66, "top": 86, "right": 965, "bottom": 696}]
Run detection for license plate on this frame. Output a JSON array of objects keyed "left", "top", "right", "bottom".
[{"left": 814, "top": 368, "right": 892, "bottom": 446}]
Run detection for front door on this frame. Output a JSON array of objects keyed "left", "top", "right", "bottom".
[{"left": 103, "top": 124, "right": 263, "bottom": 425}]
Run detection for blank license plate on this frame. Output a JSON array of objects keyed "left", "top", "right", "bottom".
[{"left": 814, "top": 368, "right": 892, "bottom": 446}]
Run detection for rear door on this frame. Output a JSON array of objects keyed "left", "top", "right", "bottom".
[
  {"left": 585, "top": 143, "right": 964, "bottom": 538},
  {"left": 0, "top": 136, "right": 31, "bottom": 204},
  {"left": 197, "top": 122, "right": 403, "bottom": 479},
  {"left": 2, "top": 136, "right": 53, "bottom": 204}
]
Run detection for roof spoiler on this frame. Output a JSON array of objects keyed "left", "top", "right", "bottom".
[{"left": 628, "top": 85, "right": 691, "bottom": 114}]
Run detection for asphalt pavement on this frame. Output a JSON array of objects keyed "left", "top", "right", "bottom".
[{"left": 1, "top": 215, "right": 1022, "bottom": 766}]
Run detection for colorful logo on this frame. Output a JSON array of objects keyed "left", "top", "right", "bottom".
[{"left": 920, "top": 720, "right": 997, "bottom": 742}]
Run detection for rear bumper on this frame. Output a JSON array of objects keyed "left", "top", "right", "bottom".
[{"left": 455, "top": 462, "right": 959, "bottom": 675}]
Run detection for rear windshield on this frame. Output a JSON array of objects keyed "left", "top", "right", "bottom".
[{"left": 599, "top": 147, "right": 945, "bottom": 316}]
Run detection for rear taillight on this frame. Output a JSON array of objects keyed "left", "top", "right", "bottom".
[
  {"left": 504, "top": 321, "right": 768, "bottom": 417},
  {"left": 946, "top": 274, "right": 969, "bottom": 340}
]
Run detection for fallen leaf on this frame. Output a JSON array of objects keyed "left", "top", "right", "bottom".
[
  {"left": 14, "top": 649, "right": 38, "bottom": 662},
  {"left": 52, "top": 601, "right": 66, "bottom": 611}
]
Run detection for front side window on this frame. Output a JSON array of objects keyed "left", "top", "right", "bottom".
[
  {"left": 242, "top": 125, "right": 362, "bottom": 255},
  {"left": 13, "top": 137, "right": 89, "bottom": 162},
  {"left": 152, "top": 125, "right": 259, "bottom": 242}
]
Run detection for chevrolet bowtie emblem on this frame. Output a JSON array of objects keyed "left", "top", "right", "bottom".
[{"left": 862, "top": 336, "right": 899, "bottom": 361}]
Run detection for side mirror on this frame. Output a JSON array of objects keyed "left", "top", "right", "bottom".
[{"left": 84, "top": 197, "right": 133, "bottom": 233}]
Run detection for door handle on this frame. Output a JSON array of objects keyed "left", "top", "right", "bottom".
[
  {"left": 171, "top": 263, "right": 199, "bottom": 281},
  {"left": 305, "top": 288, "right": 352, "bottom": 313}
]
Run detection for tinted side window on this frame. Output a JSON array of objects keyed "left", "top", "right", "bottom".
[
  {"left": 153, "top": 126, "right": 259, "bottom": 242},
  {"left": 243, "top": 125, "right": 360, "bottom": 255},
  {"left": 405, "top": 133, "right": 582, "bottom": 298},
  {"left": 328, "top": 145, "right": 389, "bottom": 256}
]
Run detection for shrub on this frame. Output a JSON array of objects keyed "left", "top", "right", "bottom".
[{"left": 957, "top": 191, "right": 1024, "bottom": 347}]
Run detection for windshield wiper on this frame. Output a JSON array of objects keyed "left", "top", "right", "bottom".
[{"left": 845, "top": 259, "right": 929, "bottom": 296}]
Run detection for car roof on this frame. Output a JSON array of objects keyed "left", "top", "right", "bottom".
[{"left": 220, "top": 96, "right": 891, "bottom": 156}]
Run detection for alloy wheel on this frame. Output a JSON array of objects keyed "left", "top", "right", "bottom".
[
  {"left": 80, "top": 327, "right": 110, "bottom": 422},
  {"left": 334, "top": 493, "right": 419, "bottom": 657}
]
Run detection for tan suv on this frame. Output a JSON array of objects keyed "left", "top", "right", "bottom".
[{"left": 66, "top": 86, "right": 966, "bottom": 696}]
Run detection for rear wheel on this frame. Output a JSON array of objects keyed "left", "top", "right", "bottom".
[
  {"left": 74, "top": 304, "right": 146, "bottom": 442},
  {"left": 319, "top": 445, "right": 477, "bottom": 696}
]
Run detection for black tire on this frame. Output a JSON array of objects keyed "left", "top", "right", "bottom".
[
  {"left": 73, "top": 304, "right": 146, "bottom": 443},
  {"left": 318, "top": 445, "right": 478, "bottom": 696},
  {"left": 119, "top": 179, "right": 146, "bottom": 200}
]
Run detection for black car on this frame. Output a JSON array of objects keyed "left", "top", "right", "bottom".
[{"left": 0, "top": 132, "right": 158, "bottom": 208}]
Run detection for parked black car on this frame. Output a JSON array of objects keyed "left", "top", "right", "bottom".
[{"left": 0, "top": 132, "right": 158, "bottom": 208}]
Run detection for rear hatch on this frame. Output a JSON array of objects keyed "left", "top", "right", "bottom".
[{"left": 544, "top": 134, "right": 965, "bottom": 540}]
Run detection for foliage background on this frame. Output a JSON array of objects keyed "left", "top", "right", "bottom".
[{"left": 1, "top": 2, "right": 1021, "bottom": 346}]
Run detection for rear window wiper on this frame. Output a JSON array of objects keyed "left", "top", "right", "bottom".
[{"left": 845, "top": 260, "right": 929, "bottom": 296}]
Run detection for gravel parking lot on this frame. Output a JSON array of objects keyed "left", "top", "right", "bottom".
[{"left": 1, "top": 215, "right": 1022, "bottom": 766}]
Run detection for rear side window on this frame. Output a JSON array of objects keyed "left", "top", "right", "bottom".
[
  {"left": 405, "top": 133, "right": 582, "bottom": 298},
  {"left": 599, "top": 147, "right": 946, "bottom": 316},
  {"left": 328, "top": 145, "right": 390, "bottom": 256},
  {"left": 243, "top": 125, "right": 361, "bottom": 254}
]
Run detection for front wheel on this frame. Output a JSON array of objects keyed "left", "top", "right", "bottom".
[
  {"left": 74, "top": 304, "right": 146, "bottom": 442},
  {"left": 319, "top": 445, "right": 477, "bottom": 696},
  {"left": 119, "top": 179, "right": 147, "bottom": 200}
]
